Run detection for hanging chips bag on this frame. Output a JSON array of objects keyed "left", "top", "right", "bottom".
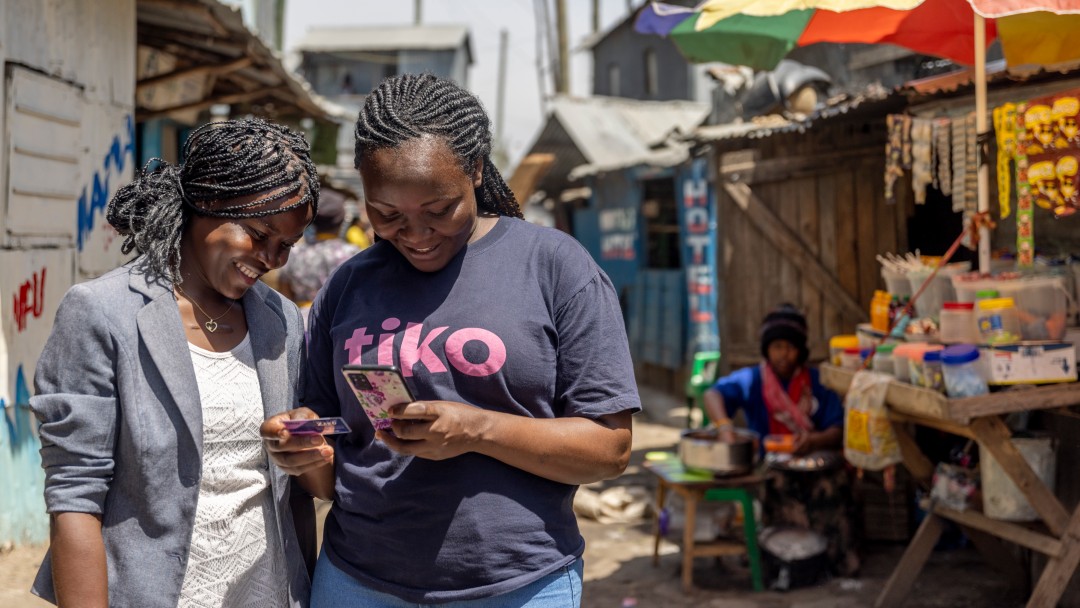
[{"left": 843, "top": 370, "right": 902, "bottom": 471}]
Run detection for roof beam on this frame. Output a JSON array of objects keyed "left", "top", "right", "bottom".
[
  {"left": 137, "top": 56, "right": 253, "bottom": 93},
  {"left": 137, "top": 86, "right": 284, "bottom": 122}
]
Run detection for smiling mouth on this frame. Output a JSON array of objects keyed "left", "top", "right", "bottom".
[
  {"left": 406, "top": 243, "right": 438, "bottom": 255},
  {"left": 234, "top": 261, "right": 262, "bottom": 280}
]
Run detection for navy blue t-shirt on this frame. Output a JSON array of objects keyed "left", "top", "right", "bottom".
[
  {"left": 304, "top": 216, "right": 641, "bottom": 603},
  {"left": 711, "top": 365, "right": 844, "bottom": 443}
]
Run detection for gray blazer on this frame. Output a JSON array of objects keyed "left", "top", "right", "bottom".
[{"left": 30, "top": 262, "right": 314, "bottom": 607}]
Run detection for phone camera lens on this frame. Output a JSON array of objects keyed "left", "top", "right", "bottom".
[{"left": 349, "top": 373, "right": 373, "bottom": 391}]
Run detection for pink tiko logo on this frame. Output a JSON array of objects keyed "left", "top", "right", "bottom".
[{"left": 344, "top": 317, "right": 507, "bottom": 377}]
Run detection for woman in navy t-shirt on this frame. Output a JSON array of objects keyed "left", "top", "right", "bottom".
[{"left": 261, "top": 74, "right": 640, "bottom": 607}]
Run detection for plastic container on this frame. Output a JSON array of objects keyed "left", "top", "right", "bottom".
[
  {"left": 856, "top": 323, "right": 886, "bottom": 350},
  {"left": 891, "top": 343, "right": 923, "bottom": 383},
  {"left": 977, "top": 297, "right": 1022, "bottom": 345},
  {"left": 941, "top": 344, "right": 989, "bottom": 398},
  {"left": 839, "top": 347, "right": 864, "bottom": 371},
  {"left": 920, "top": 350, "right": 945, "bottom": 392},
  {"left": 881, "top": 267, "right": 912, "bottom": 298},
  {"left": 982, "top": 435, "right": 1057, "bottom": 521},
  {"left": 999, "top": 276, "right": 1069, "bottom": 341},
  {"left": 907, "top": 262, "right": 970, "bottom": 320},
  {"left": 939, "top": 302, "right": 978, "bottom": 344},
  {"left": 872, "top": 343, "right": 897, "bottom": 376},
  {"left": 829, "top": 335, "right": 859, "bottom": 366},
  {"left": 907, "top": 344, "right": 944, "bottom": 388},
  {"left": 953, "top": 275, "right": 1070, "bottom": 340}
]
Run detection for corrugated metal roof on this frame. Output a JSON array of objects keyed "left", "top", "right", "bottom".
[
  {"left": 296, "top": 25, "right": 470, "bottom": 54},
  {"left": 544, "top": 95, "right": 709, "bottom": 178},
  {"left": 691, "top": 86, "right": 900, "bottom": 142}
]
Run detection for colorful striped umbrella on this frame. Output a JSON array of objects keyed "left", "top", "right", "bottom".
[
  {"left": 635, "top": 0, "right": 1080, "bottom": 71},
  {"left": 636, "top": 0, "right": 1080, "bottom": 271}
]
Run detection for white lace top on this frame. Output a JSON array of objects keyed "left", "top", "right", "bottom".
[{"left": 178, "top": 335, "right": 288, "bottom": 608}]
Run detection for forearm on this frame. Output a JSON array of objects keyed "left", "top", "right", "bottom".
[
  {"left": 810, "top": 426, "right": 843, "bottom": 451},
  {"left": 703, "top": 389, "right": 732, "bottom": 426},
  {"left": 51, "top": 512, "right": 108, "bottom": 608},
  {"left": 296, "top": 463, "right": 335, "bottom": 500},
  {"left": 475, "top": 411, "right": 633, "bottom": 485}
]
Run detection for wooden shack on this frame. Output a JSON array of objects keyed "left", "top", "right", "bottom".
[{"left": 697, "top": 94, "right": 912, "bottom": 371}]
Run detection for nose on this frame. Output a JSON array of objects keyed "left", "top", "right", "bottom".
[
  {"left": 400, "top": 217, "right": 432, "bottom": 242},
  {"left": 257, "top": 243, "right": 289, "bottom": 270}
]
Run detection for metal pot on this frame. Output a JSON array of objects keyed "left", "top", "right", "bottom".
[{"left": 678, "top": 428, "right": 759, "bottom": 476}]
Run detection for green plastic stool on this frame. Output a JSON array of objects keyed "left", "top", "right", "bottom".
[
  {"left": 685, "top": 351, "right": 721, "bottom": 428},
  {"left": 703, "top": 487, "right": 764, "bottom": 592}
]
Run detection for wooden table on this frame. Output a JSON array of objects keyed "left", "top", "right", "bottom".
[
  {"left": 643, "top": 451, "right": 767, "bottom": 592},
  {"left": 821, "top": 365, "right": 1080, "bottom": 608}
]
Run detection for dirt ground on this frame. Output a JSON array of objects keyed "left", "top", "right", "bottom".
[{"left": 0, "top": 406, "right": 1029, "bottom": 608}]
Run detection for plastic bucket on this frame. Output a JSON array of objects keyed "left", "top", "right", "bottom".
[
  {"left": 981, "top": 436, "right": 1056, "bottom": 521},
  {"left": 907, "top": 263, "right": 970, "bottom": 320},
  {"left": 881, "top": 268, "right": 912, "bottom": 298}
]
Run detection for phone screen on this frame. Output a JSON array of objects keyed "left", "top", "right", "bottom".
[{"left": 340, "top": 365, "right": 414, "bottom": 434}]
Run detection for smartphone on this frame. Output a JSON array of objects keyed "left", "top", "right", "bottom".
[
  {"left": 341, "top": 364, "right": 415, "bottom": 434},
  {"left": 281, "top": 416, "right": 351, "bottom": 436}
]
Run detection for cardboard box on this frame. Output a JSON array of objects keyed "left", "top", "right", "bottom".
[{"left": 981, "top": 342, "right": 1077, "bottom": 385}]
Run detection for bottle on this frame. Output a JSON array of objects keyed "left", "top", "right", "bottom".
[{"left": 871, "top": 290, "right": 891, "bottom": 332}]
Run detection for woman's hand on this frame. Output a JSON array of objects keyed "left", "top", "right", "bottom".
[
  {"left": 261, "top": 408, "right": 335, "bottom": 475},
  {"left": 379, "top": 400, "right": 633, "bottom": 485},
  {"left": 261, "top": 408, "right": 337, "bottom": 500},
  {"left": 377, "top": 400, "right": 487, "bottom": 460}
]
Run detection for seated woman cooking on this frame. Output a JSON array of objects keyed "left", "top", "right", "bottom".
[{"left": 703, "top": 303, "right": 859, "bottom": 577}]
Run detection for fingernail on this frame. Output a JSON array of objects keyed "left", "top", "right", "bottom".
[{"left": 308, "top": 436, "right": 320, "bottom": 446}]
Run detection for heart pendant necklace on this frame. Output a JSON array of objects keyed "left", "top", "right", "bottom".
[{"left": 175, "top": 284, "right": 234, "bottom": 333}]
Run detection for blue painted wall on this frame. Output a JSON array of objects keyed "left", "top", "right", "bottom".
[{"left": 0, "top": 366, "right": 47, "bottom": 545}]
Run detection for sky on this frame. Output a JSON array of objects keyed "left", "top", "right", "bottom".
[{"left": 283, "top": 0, "right": 641, "bottom": 167}]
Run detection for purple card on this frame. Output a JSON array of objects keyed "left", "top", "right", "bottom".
[{"left": 281, "top": 417, "right": 351, "bottom": 436}]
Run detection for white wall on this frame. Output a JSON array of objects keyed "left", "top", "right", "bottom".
[{"left": 0, "top": 0, "right": 136, "bottom": 545}]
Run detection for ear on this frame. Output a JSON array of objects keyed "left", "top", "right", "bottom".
[{"left": 471, "top": 158, "right": 483, "bottom": 189}]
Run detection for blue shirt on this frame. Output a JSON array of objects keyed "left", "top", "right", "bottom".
[
  {"left": 304, "top": 217, "right": 641, "bottom": 603},
  {"left": 710, "top": 366, "right": 843, "bottom": 442}
]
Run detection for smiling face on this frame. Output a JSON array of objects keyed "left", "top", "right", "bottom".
[
  {"left": 359, "top": 135, "right": 485, "bottom": 273},
  {"left": 180, "top": 188, "right": 314, "bottom": 300}
]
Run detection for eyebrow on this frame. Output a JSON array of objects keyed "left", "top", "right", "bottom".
[{"left": 368, "top": 194, "right": 460, "bottom": 208}]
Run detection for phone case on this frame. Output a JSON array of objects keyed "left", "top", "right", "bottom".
[{"left": 340, "top": 365, "right": 415, "bottom": 433}]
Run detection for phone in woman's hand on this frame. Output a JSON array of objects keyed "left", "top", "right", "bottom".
[{"left": 340, "top": 365, "right": 415, "bottom": 435}]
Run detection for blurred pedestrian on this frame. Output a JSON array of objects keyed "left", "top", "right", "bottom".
[{"left": 279, "top": 188, "right": 361, "bottom": 322}]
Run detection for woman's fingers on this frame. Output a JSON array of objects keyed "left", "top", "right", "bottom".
[{"left": 269, "top": 443, "right": 333, "bottom": 475}]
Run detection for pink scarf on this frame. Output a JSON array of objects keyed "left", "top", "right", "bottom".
[{"left": 760, "top": 362, "right": 815, "bottom": 435}]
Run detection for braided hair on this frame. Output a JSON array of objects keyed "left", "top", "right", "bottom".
[
  {"left": 354, "top": 73, "right": 522, "bottom": 219},
  {"left": 107, "top": 118, "right": 319, "bottom": 285}
]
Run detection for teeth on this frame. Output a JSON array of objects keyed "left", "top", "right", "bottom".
[
  {"left": 235, "top": 262, "right": 260, "bottom": 279},
  {"left": 413, "top": 246, "right": 435, "bottom": 253}
]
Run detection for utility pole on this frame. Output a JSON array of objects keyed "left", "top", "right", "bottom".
[
  {"left": 592, "top": 0, "right": 601, "bottom": 34},
  {"left": 555, "top": 0, "right": 569, "bottom": 94},
  {"left": 494, "top": 29, "right": 509, "bottom": 171},
  {"left": 414, "top": 0, "right": 422, "bottom": 25}
]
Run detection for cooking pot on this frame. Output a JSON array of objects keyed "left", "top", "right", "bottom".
[{"left": 678, "top": 427, "right": 759, "bottom": 476}]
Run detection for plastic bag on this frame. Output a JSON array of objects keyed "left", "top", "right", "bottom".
[{"left": 843, "top": 370, "right": 902, "bottom": 471}]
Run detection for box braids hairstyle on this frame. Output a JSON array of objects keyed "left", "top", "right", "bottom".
[
  {"left": 106, "top": 117, "right": 319, "bottom": 285},
  {"left": 353, "top": 73, "right": 522, "bottom": 219}
]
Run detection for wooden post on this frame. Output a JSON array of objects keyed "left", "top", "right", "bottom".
[
  {"left": 555, "top": 0, "right": 570, "bottom": 94},
  {"left": 875, "top": 514, "right": 945, "bottom": 608}
]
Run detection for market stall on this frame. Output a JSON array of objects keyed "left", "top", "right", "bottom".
[{"left": 821, "top": 365, "right": 1080, "bottom": 608}]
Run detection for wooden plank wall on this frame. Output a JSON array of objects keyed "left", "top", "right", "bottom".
[{"left": 714, "top": 115, "right": 913, "bottom": 370}]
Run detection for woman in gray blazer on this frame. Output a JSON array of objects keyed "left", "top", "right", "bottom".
[{"left": 30, "top": 119, "right": 327, "bottom": 608}]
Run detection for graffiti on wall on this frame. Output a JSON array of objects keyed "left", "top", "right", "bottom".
[
  {"left": 12, "top": 267, "right": 46, "bottom": 333},
  {"left": 77, "top": 114, "right": 135, "bottom": 251}
]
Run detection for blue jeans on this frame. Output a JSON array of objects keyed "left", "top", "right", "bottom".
[{"left": 310, "top": 551, "right": 583, "bottom": 608}]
